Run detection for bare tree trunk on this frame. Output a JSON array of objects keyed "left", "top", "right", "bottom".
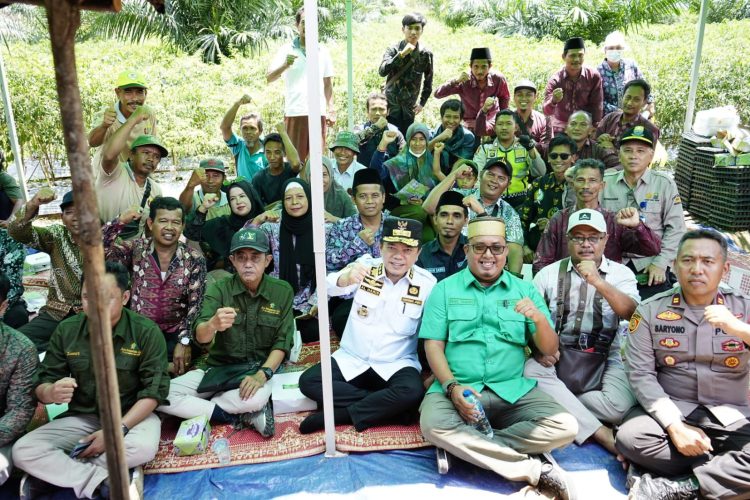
[{"left": 44, "top": 1, "right": 130, "bottom": 498}]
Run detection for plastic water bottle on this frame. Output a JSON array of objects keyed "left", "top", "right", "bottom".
[{"left": 463, "top": 390, "right": 494, "bottom": 438}]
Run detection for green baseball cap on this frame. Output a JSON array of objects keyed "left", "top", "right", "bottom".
[
  {"left": 230, "top": 228, "right": 270, "bottom": 254},
  {"left": 199, "top": 158, "right": 226, "bottom": 173},
  {"left": 130, "top": 135, "right": 168, "bottom": 158},
  {"left": 330, "top": 131, "right": 360, "bottom": 153}
]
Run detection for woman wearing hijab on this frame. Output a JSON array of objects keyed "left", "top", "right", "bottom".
[
  {"left": 250, "top": 178, "right": 320, "bottom": 342},
  {"left": 370, "top": 122, "right": 442, "bottom": 241},
  {"left": 300, "top": 156, "right": 356, "bottom": 223},
  {"left": 184, "top": 178, "right": 264, "bottom": 276}
]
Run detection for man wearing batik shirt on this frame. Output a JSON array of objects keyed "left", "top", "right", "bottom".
[
  {"left": 9, "top": 190, "right": 82, "bottom": 353},
  {"left": 103, "top": 196, "right": 206, "bottom": 376},
  {"left": 434, "top": 47, "right": 510, "bottom": 139},
  {"left": 596, "top": 79, "right": 660, "bottom": 151},
  {"left": 544, "top": 37, "right": 603, "bottom": 135},
  {"left": 379, "top": 12, "right": 434, "bottom": 136},
  {"left": 518, "top": 135, "right": 577, "bottom": 261},
  {"left": 423, "top": 158, "right": 525, "bottom": 275},
  {"left": 326, "top": 169, "right": 388, "bottom": 272},
  {"left": 0, "top": 272, "right": 37, "bottom": 486}
]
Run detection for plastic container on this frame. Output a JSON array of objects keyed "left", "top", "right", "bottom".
[
  {"left": 211, "top": 438, "right": 231, "bottom": 465},
  {"left": 463, "top": 390, "right": 494, "bottom": 438}
]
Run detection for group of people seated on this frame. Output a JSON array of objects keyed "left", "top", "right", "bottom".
[{"left": 0, "top": 8, "right": 747, "bottom": 500}]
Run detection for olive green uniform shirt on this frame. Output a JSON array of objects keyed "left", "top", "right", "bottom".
[
  {"left": 36, "top": 309, "right": 169, "bottom": 418},
  {"left": 419, "top": 268, "right": 553, "bottom": 403},
  {"left": 194, "top": 274, "right": 295, "bottom": 367}
]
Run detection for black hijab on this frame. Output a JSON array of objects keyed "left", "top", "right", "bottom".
[
  {"left": 203, "top": 180, "right": 264, "bottom": 262},
  {"left": 278, "top": 178, "right": 315, "bottom": 294}
]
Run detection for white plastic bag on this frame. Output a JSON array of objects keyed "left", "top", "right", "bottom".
[{"left": 693, "top": 105, "right": 740, "bottom": 137}]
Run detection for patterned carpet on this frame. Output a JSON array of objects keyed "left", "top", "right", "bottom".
[{"left": 143, "top": 340, "right": 429, "bottom": 474}]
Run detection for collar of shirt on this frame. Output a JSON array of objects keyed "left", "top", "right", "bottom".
[
  {"left": 614, "top": 167, "right": 653, "bottom": 188},
  {"left": 80, "top": 309, "right": 133, "bottom": 342},
  {"left": 469, "top": 73, "right": 497, "bottom": 89},
  {"left": 428, "top": 235, "right": 467, "bottom": 257},
  {"left": 115, "top": 101, "right": 127, "bottom": 124},
  {"left": 460, "top": 266, "right": 512, "bottom": 292},
  {"left": 228, "top": 273, "right": 274, "bottom": 301},
  {"left": 567, "top": 256, "right": 611, "bottom": 275},
  {"left": 561, "top": 66, "right": 591, "bottom": 81}
]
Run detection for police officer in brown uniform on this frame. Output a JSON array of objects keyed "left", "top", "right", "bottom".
[{"left": 617, "top": 229, "right": 750, "bottom": 499}]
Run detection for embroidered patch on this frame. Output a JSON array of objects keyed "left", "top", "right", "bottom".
[
  {"left": 717, "top": 293, "right": 725, "bottom": 305},
  {"left": 359, "top": 284, "right": 381, "bottom": 296},
  {"left": 659, "top": 337, "right": 681, "bottom": 349},
  {"left": 629, "top": 312, "right": 642, "bottom": 333},
  {"left": 656, "top": 311, "right": 682, "bottom": 321},
  {"left": 408, "top": 285, "right": 420, "bottom": 297},
  {"left": 663, "top": 355, "right": 677, "bottom": 366},
  {"left": 672, "top": 294, "right": 681, "bottom": 305},
  {"left": 674, "top": 195, "right": 682, "bottom": 205},
  {"left": 725, "top": 356, "right": 740, "bottom": 368},
  {"left": 722, "top": 340, "right": 744, "bottom": 352},
  {"left": 260, "top": 306, "right": 281, "bottom": 315},
  {"left": 357, "top": 305, "right": 369, "bottom": 318}
]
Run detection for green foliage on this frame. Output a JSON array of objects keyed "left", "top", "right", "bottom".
[
  {"left": 689, "top": 0, "right": 750, "bottom": 22},
  {"left": 1, "top": 13, "right": 748, "bottom": 170},
  {"left": 432, "top": 0, "right": 683, "bottom": 44}
]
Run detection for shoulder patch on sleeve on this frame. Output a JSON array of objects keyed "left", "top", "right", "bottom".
[{"left": 629, "top": 311, "right": 642, "bottom": 333}]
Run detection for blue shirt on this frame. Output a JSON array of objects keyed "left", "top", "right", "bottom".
[
  {"left": 226, "top": 133, "right": 268, "bottom": 179},
  {"left": 416, "top": 234, "right": 468, "bottom": 282}
]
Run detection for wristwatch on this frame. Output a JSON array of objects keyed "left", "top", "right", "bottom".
[
  {"left": 260, "top": 367, "right": 274, "bottom": 381},
  {"left": 179, "top": 337, "right": 191, "bottom": 346},
  {"left": 121, "top": 423, "right": 130, "bottom": 436}
]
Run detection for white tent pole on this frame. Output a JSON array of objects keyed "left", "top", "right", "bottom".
[
  {"left": 303, "top": 0, "right": 341, "bottom": 458},
  {"left": 683, "top": 0, "right": 709, "bottom": 134},
  {"left": 0, "top": 50, "right": 29, "bottom": 201},
  {"left": 346, "top": 0, "right": 354, "bottom": 130}
]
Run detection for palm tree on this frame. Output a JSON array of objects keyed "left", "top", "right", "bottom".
[
  {"left": 0, "top": 4, "right": 47, "bottom": 46},
  {"left": 82, "top": 0, "right": 296, "bottom": 64}
]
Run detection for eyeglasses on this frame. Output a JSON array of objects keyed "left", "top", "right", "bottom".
[
  {"left": 549, "top": 153, "right": 571, "bottom": 160},
  {"left": 568, "top": 235, "right": 604, "bottom": 245},
  {"left": 469, "top": 244, "right": 506, "bottom": 255}
]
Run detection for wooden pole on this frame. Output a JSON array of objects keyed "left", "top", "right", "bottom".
[{"left": 44, "top": 1, "right": 130, "bottom": 498}]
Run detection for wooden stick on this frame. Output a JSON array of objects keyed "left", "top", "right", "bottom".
[{"left": 44, "top": 1, "right": 130, "bottom": 498}]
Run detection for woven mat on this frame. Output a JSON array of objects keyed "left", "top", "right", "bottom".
[{"left": 143, "top": 339, "right": 428, "bottom": 474}]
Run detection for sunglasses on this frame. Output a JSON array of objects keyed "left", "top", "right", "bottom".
[{"left": 549, "top": 153, "right": 572, "bottom": 160}]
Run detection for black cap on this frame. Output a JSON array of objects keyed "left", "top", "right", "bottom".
[
  {"left": 470, "top": 47, "right": 492, "bottom": 61},
  {"left": 620, "top": 125, "right": 655, "bottom": 147},
  {"left": 59, "top": 190, "right": 74, "bottom": 211},
  {"left": 382, "top": 217, "right": 422, "bottom": 247},
  {"left": 564, "top": 37, "right": 586, "bottom": 52},
  {"left": 437, "top": 190, "right": 467, "bottom": 213},
  {"left": 484, "top": 158, "right": 513, "bottom": 179},
  {"left": 353, "top": 168, "right": 382, "bottom": 189}
]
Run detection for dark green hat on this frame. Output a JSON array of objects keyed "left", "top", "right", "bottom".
[
  {"left": 199, "top": 158, "right": 226, "bottom": 173},
  {"left": 130, "top": 135, "right": 168, "bottom": 158},
  {"left": 230, "top": 227, "right": 270, "bottom": 254},
  {"left": 59, "top": 190, "right": 74, "bottom": 211},
  {"left": 620, "top": 126, "right": 654, "bottom": 147},
  {"left": 330, "top": 131, "right": 360, "bottom": 153}
]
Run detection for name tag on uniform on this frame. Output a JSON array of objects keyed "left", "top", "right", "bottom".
[{"left": 401, "top": 296, "right": 423, "bottom": 306}]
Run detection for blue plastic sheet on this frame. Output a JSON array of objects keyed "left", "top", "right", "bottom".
[{"left": 143, "top": 443, "right": 628, "bottom": 499}]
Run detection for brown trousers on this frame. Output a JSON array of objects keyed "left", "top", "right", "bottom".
[{"left": 284, "top": 115, "right": 327, "bottom": 163}]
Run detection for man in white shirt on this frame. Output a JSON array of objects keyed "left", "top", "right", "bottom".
[
  {"left": 298, "top": 217, "right": 436, "bottom": 433},
  {"left": 525, "top": 208, "right": 639, "bottom": 454},
  {"left": 266, "top": 7, "right": 335, "bottom": 162}
]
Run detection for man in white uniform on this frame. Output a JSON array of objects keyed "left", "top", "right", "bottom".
[{"left": 298, "top": 217, "right": 436, "bottom": 433}]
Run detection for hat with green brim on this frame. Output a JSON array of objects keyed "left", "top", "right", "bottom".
[
  {"left": 115, "top": 70, "right": 148, "bottom": 89},
  {"left": 620, "top": 126, "right": 654, "bottom": 147},
  {"left": 131, "top": 135, "right": 168, "bottom": 158},
  {"left": 330, "top": 131, "right": 360, "bottom": 153}
]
